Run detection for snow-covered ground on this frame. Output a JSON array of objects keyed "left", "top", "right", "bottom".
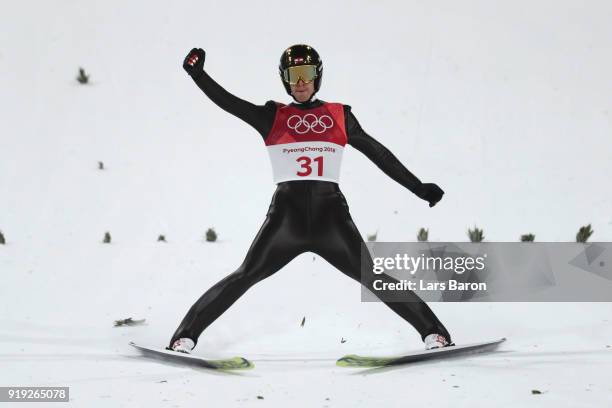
[{"left": 1, "top": 1, "right": 611, "bottom": 407}]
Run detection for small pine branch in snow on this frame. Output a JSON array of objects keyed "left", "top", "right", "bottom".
[
  {"left": 98, "top": 161, "right": 104, "bottom": 170},
  {"left": 205, "top": 228, "right": 217, "bottom": 242},
  {"left": 366, "top": 230, "right": 378, "bottom": 242},
  {"left": 157, "top": 235, "right": 166, "bottom": 242},
  {"left": 521, "top": 233, "right": 535, "bottom": 242},
  {"left": 103, "top": 232, "right": 112, "bottom": 244},
  {"left": 114, "top": 317, "right": 146, "bottom": 327},
  {"left": 576, "top": 224, "right": 593, "bottom": 243},
  {"left": 76, "top": 67, "right": 89, "bottom": 84},
  {"left": 417, "top": 228, "right": 429, "bottom": 242},
  {"left": 468, "top": 226, "right": 484, "bottom": 242},
  {"left": 0, "top": 230, "right": 5, "bottom": 245}
]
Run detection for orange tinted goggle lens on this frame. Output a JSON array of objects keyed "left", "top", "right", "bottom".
[{"left": 283, "top": 65, "right": 317, "bottom": 85}]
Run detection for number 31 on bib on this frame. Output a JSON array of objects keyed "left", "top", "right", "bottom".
[{"left": 297, "top": 155, "right": 323, "bottom": 177}]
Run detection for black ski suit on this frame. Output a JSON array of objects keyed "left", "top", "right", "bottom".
[{"left": 170, "top": 70, "right": 451, "bottom": 348}]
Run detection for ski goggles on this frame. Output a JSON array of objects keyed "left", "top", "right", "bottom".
[{"left": 282, "top": 65, "right": 318, "bottom": 85}]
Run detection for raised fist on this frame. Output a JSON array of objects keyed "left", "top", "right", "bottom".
[{"left": 183, "top": 48, "right": 205, "bottom": 79}]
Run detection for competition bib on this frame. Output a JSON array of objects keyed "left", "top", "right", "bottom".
[{"left": 265, "top": 103, "right": 347, "bottom": 183}]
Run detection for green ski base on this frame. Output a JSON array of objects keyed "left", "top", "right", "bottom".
[
  {"left": 129, "top": 342, "right": 254, "bottom": 370},
  {"left": 337, "top": 338, "right": 506, "bottom": 368}
]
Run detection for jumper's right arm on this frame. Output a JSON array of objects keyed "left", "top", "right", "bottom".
[{"left": 183, "top": 48, "right": 275, "bottom": 139}]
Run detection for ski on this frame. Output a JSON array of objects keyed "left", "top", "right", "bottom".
[
  {"left": 337, "top": 337, "right": 506, "bottom": 368},
  {"left": 129, "top": 342, "right": 254, "bottom": 370}
]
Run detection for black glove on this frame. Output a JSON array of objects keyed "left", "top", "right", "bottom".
[
  {"left": 183, "top": 48, "right": 205, "bottom": 79},
  {"left": 417, "top": 183, "right": 444, "bottom": 207}
]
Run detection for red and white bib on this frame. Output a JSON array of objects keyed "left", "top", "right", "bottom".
[{"left": 265, "top": 102, "right": 347, "bottom": 183}]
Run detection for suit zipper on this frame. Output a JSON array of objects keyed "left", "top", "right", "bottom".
[{"left": 306, "top": 182, "right": 312, "bottom": 238}]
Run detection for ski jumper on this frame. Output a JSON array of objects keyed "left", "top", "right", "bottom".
[{"left": 170, "top": 70, "right": 451, "bottom": 348}]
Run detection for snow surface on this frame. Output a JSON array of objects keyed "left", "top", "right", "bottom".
[{"left": 1, "top": 0, "right": 611, "bottom": 407}]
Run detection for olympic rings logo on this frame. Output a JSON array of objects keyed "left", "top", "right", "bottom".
[{"left": 287, "top": 114, "right": 334, "bottom": 134}]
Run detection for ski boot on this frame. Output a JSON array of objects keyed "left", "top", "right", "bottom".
[
  {"left": 167, "top": 338, "right": 195, "bottom": 354},
  {"left": 424, "top": 333, "right": 453, "bottom": 350}
]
